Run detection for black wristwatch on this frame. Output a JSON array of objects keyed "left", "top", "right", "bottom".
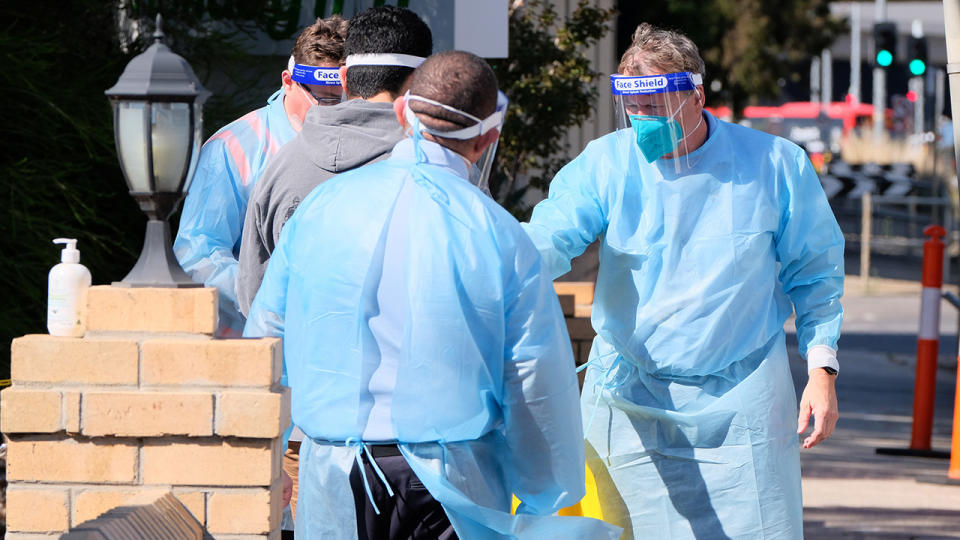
[{"left": 820, "top": 366, "right": 838, "bottom": 376}]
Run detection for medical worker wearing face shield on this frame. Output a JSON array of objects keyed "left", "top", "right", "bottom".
[
  {"left": 244, "top": 50, "right": 621, "bottom": 540},
  {"left": 173, "top": 16, "right": 348, "bottom": 337},
  {"left": 236, "top": 6, "right": 434, "bottom": 318},
  {"left": 523, "top": 23, "right": 843, "bottom": 539}
]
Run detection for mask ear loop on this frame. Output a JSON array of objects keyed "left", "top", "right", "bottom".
[{"left": 667, "top": 90, "right": 704, "bottom": 157}]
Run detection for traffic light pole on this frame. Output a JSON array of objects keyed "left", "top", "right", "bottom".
[
  {"left": 946, "top": 0, "right": 960, "bottom": 176},
  {"left": 873, "top": 0, "right": 887, "bottom": 140}
]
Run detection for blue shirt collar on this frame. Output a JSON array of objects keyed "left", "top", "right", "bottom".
[{"left": 390, "top": 138, "right": 471, "bottom": 181}]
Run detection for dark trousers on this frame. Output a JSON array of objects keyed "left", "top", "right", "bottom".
[{"left": 348, "top": 446, "right": 458, "bottom": 540}]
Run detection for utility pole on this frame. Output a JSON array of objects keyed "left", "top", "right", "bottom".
[
  {"left": 811, "top": 55, "right": 821, "bottom": 104},
  {"left": 822, "top": 48, "right": 833, "bottom": 112},
  {"left": 946, "top": 0, "right": 960, "bottom": 175},
  {"left": 910, "top": 20, "right": 926, "bottom": 137},
  {"left": 873, "top": 0, "right": 888, "bottom": 141},
  {"left": 850, "top": 2, "right": 862, "bottom": 102}
]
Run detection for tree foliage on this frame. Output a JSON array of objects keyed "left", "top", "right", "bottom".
[
  {"left": 620, "top": 0, "right": 846, "bottom": 115},
  {"left": 489, "top": 0, "right": 616, "bottom": 216},
  {"left": 0, "top": 1, "right": 145, "bottom": 376}
]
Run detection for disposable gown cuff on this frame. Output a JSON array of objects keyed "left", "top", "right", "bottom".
[{"left": 806, "top": 345, "right": 839, "bottom": 374}]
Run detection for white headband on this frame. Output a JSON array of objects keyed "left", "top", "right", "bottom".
[
  {"left": 404, "top": 91, "right": 507, "bottom": 140},
  {"left": 287, "top": 55, "right": 295, "bottom": 72},
  {"left": 345, "top": 53, "right": 425, "bottom": 69}
]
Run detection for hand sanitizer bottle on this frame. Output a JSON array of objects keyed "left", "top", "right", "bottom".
[{"left": 47, "top": 238, "right": 92, "bottom": 337}]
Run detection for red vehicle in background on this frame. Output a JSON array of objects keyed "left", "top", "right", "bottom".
[{"left": 706, "top": 99, "right": 882, "bottom": 172}]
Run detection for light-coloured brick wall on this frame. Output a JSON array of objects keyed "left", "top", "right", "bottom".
[
  {"left": 3, "top": 287, "right": 287, "bottom": 538},
  {"left": 86, "top": 285, "right": 217, "bottom": 334},
  {"left": 82, "top": 391, "right": 214, "bottom": 437},
  {"left": 6, "top": 487, "right": 70, "bottom": 533}
]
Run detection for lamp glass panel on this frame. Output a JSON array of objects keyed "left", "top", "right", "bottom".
[
  {"left": 182, "top": 102, "right": 204, "bottom": 193},
  {"left": 116, "top": 101, "right": 151, "bottom": 192},
  {"left": 151, "top": 102, "right": 191, "bottom": 192}
]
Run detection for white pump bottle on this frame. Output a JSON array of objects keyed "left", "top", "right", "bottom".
[{"left": 47, "top": 238, "right": 92, "bottom": 337}]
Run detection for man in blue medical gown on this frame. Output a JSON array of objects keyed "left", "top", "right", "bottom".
[
  {"left": 174, "top": 16, "right": 348, "bottom": 337},
  {"left": 523, "top": 23, "right": 843, "bottom": 539},
  {"left": 245, "top": 50, "right": 620, "bottom": 540}
]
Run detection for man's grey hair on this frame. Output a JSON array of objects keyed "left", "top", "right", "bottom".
[
  {"left": 618, "top": 23, "right": 705, "bottom": 78},
  {"left": 408, "top": 50, "right": 498, "bottom": 135}
]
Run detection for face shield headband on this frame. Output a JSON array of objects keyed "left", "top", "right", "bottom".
[
  {"left": 610, "top": 72, "right": 703, "bottom": 164},
  {"left": 288, "top": 56, "right": 342, "bottom": 86},
  {"left": 286, "top": 55, "right": 343, "bottom": 108},
  {"left": 345, "top": 53, "right": 425, "bottom": 69},
  {"left": 402, "top": 90, "right": 509, "bottom": 195}
]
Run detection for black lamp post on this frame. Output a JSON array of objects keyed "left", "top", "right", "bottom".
[{"left": 105, "top": 14, "right": 209, "bottom": 287}]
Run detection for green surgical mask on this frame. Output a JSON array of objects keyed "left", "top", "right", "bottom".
[{"left": 629, "top": 115, "right": 684, "bottom": 163}]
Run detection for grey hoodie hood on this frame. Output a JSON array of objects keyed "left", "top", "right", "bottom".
[
  {"left": 237, "top": 98, "right": 404, "bottom": 316},
  {"left": 301, "top": 99, "right": 403, "bottom": 172}
]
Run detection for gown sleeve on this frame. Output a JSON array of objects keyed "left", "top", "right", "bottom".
[
  {"left": 500, "top": 238, "right": 587, "bottom": 514},
  {"left": 774, "top": 144, "right": 845, "bottom": 357},
  {"left": 522, "top": 147, "right": 608, "bottom": 279}
]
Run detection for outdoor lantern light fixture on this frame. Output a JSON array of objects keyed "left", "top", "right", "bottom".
[{"left": 105, "top": 14, "right": 209, "bottom": 287}]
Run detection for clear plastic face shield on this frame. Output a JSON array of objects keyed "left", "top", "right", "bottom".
[
  {"left": 611, "top": 72, "right": 704, "bottom": 171},
  {"left": 402, "top": 90, "right": 508, "bottom": 196},
  {"left": 288, "top": 56, "right": 343, "bottom": 106}
]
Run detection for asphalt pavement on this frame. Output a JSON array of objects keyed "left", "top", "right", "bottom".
[{"left": 794, "top": 274, "right": 960, "bottom": 539}]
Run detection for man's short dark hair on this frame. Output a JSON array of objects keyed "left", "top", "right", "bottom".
[
  {"left": 292, "top": 15, "right": 349, "bottom": 66},
  {"left": 408, "top": 51, "right": 498, "bottom": 134},
  {"left": 345, "top": 6, "right": 433, "bottom": 98}
]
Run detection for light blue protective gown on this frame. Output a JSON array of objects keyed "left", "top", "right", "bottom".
[
  {"left": 522, "top": 112, "right": 844, "bottom": 539},
  {"left": 245, "top": 137, "right": 621, "bottom": 540},
  {"left": 175, "top": 89, "right": 296, "bottom": 336}
]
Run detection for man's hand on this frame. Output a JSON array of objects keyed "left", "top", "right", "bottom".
[
  {"left": 282, "top": 470, "right": 293, "bottom": 508},
  {"left": 797, "top": 368, "right": 838, "bottom": 449}
]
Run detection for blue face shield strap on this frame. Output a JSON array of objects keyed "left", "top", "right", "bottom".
[
  {"left": 290, "top": 65, "right": 342, "bottom": 86},
  {"left": 610, "top": 72, "right": 703, "bottom": 95}
]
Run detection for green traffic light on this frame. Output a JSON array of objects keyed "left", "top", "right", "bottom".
[
  {"left": 909, "top": 58, "right": 926, "bottom": 76},
  {"left": 876, "top": 49, "right": 893, "bottom": 67}
]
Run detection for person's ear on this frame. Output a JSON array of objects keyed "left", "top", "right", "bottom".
[
  {"left": 281, "top": 69, "right": 294, "bottom": 90},
  {"left": 473, "top": 128, "right": 500, "bottom": 156},
  {"left": 393, "top": 96, "right": 407, "bottom": 130},
  {"left": 339, "top": 66, "right": 350, "bottom": 97}
]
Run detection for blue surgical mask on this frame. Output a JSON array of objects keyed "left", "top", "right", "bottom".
[{"left": 629, "top": 115, "right": 683, "bottom": 163}]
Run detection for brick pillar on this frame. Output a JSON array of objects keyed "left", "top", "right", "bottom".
[{"left": 2, "top": 286, "right": 288, "bottom": 539}]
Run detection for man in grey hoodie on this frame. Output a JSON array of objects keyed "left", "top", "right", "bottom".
[{"left": 237, "top": 6, "right": 433, "bottom": 315}]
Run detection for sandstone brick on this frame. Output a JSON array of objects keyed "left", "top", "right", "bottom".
[
  {"left": 141, "top": 338, "right": 281, "bottom": 387},
  {"left": 70, "top": 488, "right": 206, "bottom": 526},
  {"left": 64, "top": 391, "right": 81, "bottom": 433},
  {"left": 72, "top": 488, "right": 168, "bottom": 525},
  {"left": 6, "top": 487, "right": 69, "bottom": 532},
  {"left": 11, "top": 335, "right": 138, "bottom": 386},
  {"left": 215, "top": 389, "right": 289, "bottom": 439},
  {"left": 172, "top": 489, "right": 208, "bottom": 525},
  {"left": 1, "top": 388, "right": 62, "bottom": 433},
  {"left": 213, "top": 535, "right": 280, "bottom": 540},
  {"left": 554, "top": 281, "right": 594, "bottom": 305},
  {"left": 142, "top": 439, "right": 275, "bottom": 486},
  {"left": 207, "top": 487, "right": 281, "bottom": 534},
  {"left": 4, "top": 534, "right": 64, "bottom": 539},
  {"left": 6, "top": 437, "right": 137, "bottom": 483},
  {"left": 86, "top": 285, "right": 217, "bottom": 334},
  {"left": 82, "top": 391, "right": 213, "bottom": 437}
]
